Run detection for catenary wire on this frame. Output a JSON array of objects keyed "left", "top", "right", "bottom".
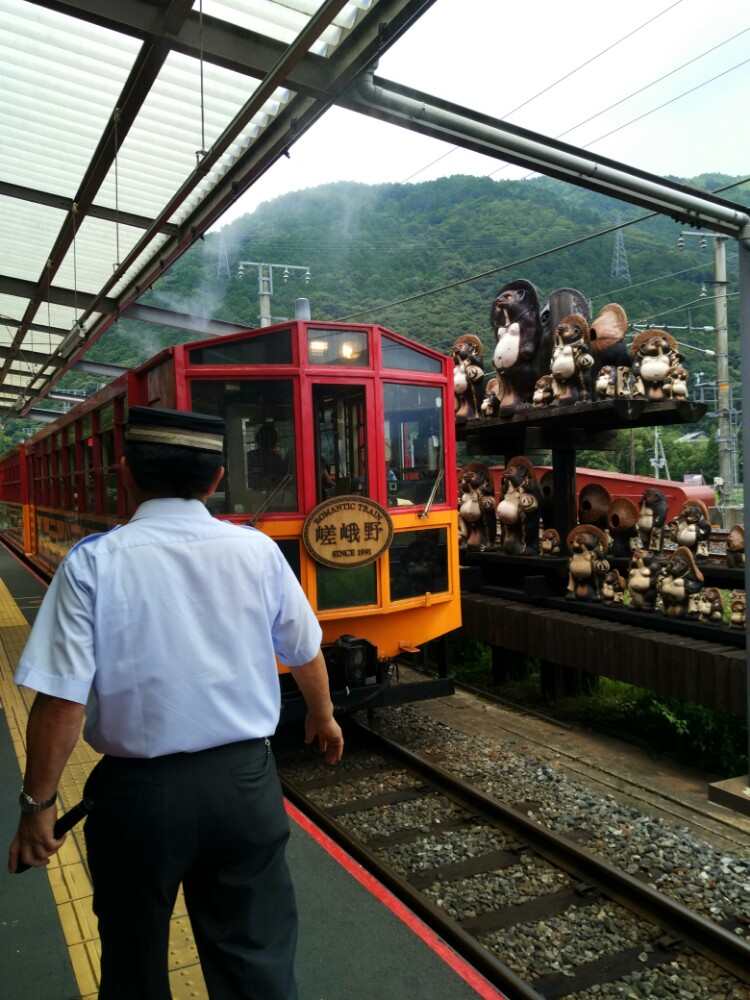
[{"left": 402, "top": 0, "right": 686, "bottom": 183}]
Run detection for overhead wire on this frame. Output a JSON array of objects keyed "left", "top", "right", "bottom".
[
  {"left": 402, "top": 0, "right": 686, "bottom": 183},
  {"left": 334, "top": 175, "right": 750, "bottom": 322}
]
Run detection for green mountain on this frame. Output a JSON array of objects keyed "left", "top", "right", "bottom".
[
  {"left": 10, "top": 172, "right": 747, "bottom": 480},
  {"left": 119, "top": 172, "right": 746, "bottom": 368}
]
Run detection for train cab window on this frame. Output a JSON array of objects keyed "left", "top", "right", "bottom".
[
  {"left": 191, "top": 379, "right": 297, "bottom": 516},
  {"left": 383, "top": 384, "right": 445, "bottom": 507},
  {"left": 381, "top": 334, "right": 443, "bottom": 373},
  {"left": 314, "top": 384, "right": 368, "bottom": 502},
  {"left": 316, "top": 563, "right": 377, "bottom": 612},
  {"left": 308, "top": 329, "right": 369, "bottom": 368},
  {"left": 389, "top": 528, "right": 449, "bottom": 601},
  {"left": 190, "top": 329, "right": 292, "bottom": 366}
]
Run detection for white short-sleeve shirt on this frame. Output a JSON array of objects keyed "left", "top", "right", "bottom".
[{"left": 15, "top": 498, "right": 322, "bottom": 758}]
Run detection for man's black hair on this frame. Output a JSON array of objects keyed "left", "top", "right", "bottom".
[{"left": 124, "top": 440, "right": 223, "bottom": 498}]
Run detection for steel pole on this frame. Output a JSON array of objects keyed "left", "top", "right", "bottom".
[{"left": 714, "top": 237, "right": 732, "bottom": 502}]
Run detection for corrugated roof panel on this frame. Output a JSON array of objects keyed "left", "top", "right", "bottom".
[
  {"left": 93, "top": 52, "right": 288, "bottom": 221},
  {"left": 55, "top": 216, "right": 146, "bottom": 296},
  {"left": 202, "top": 0, "right": 373, "bottom": 55},
  {"left": 0, "top": 198, "right": 68, "bottom": 281},
  {"left": 0, "top": 0, "right": 139, "bottom": 195}
]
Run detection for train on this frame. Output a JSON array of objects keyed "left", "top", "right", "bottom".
[
  {"left": 0, "top": 320, "right": 462, "bottom": 719},
  {"left": 489, "top": 466, "right": 718, "bottom": 527}
]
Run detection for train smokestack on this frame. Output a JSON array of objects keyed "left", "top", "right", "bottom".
[{"left": 295, "top": 298, "right": 311, "bottom": 320}]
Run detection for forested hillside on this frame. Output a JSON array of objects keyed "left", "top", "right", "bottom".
[{"left": 7, "top": 172, "right": 747, "bottom": 480}]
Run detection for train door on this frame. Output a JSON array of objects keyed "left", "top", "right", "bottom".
[
  {"left": 311, "top": 381, "right": 378, "bottom": 611},
  {"left": 314, "top": 384, "right": 369, "bottom": 503}
]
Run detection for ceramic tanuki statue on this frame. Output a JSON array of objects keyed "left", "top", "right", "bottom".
[
  {"left": 549, "top": 314, "right": 595, "bottom": 406},
  {"left": 532, "top": 374, "right": 555, "bottom": 408},
  {"left": 663, "top": 364, "right": 689, "bottom": 400},
  {"left": 656, "top": 546, "right": 704, "bottom": 619},
  {"left": 451, "top": 334, "right": 485, "bottom": 422},
  {"left": 636, "top": 487, "right": 669, "bottom": 553},
  {"left": 588, "top": 302, "right": 632, "bottom": 379},
  {"left": 489, "top": 279, "right": 545, "bottom": 411},
  {"left": 729, "top": 590, "right": 746, "bottom": 630},
  {"left": 565, "top": 525, "right": 610, "bottom": 602},
  {"left": 578, "top": 483, "right": 611, "bottom": 532},
  {"left": 626, "top": 549, "right": 663, "bottom": 612},
  {"left": 726, "top": 524, "right": 745, "bottom": 568},
  {"left": 631, "top": 329, "right": 683, "bottom": 401},
  {"left": 695, "top": 587, "right": 725, "bottom": 625},
  {"left": 540, "top": 527, "right": 561, "bottom": 557},
  {"left": 480, "top": 376, "right": 501, "bottom": 418},
  {"left": 496, "top": 456, "right": 542, "bottom": 555},
  {"left": 668, "top": 498, "right": 712, "bottom": 561},
  {"left": 607, "top": 497, "right": 640, "bottom": 558},
  {"left": 457, "top": 462, "right": 497, "bottom": 553},
  {"left": 601, "top": 568, "right": 627, "bottom": 605}
]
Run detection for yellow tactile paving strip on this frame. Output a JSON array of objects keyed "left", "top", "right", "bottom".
[{"left": 0, "top": 578, "right": 208, "bottom": 999}]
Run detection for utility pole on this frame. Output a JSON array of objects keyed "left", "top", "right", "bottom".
[
  {"left": 678, "top": 232, "right": 733, "bottom": 504},
  {"left": 712, "top": 236, "right": 732, "bottom": 504},
  {"left": 237, "top": 261, "right": 311, "bottom": 326}
]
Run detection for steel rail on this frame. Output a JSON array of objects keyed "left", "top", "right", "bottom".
[
  {"left": 280, "top": 768, "right": 542, "bottom": 1000},
  {"left": 281, "top": 718, "right": 750, "bottom": 993},
  {"left": 341, "top": 721, "right": 750, "bottom": 986}
]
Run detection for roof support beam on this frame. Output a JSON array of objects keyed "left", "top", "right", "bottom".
[
  {"left": 124, "top": 305, "right": 249, "bottom": 337},
  {"left": 0, "top": 181, "right": 178, "bottom": 235}
]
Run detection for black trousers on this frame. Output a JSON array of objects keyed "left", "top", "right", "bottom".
[{"left": 83, "top": 739, "right": 299, "bottom": 1000}]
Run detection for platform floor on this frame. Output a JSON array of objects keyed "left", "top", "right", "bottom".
[{"left": 0, "top": 542, "right": 503, "bottom": 1000}]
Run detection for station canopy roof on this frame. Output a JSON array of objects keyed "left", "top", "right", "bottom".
[{"left": 0, "top": 0, "right": 434, "bottom": 421}]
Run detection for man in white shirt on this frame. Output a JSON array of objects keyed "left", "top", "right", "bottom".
[{"left": 9, "top": 406, "right": 343, "bottom": 1000}]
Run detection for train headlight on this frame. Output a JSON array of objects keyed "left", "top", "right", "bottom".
[{"left": 326, "top": 635, "right": 378, "bottom": 689}]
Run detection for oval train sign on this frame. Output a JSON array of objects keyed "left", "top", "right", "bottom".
[{"left": 302, "top": 496, "right": 393, "bottom": 569}]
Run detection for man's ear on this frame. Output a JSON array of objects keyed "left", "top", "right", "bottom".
[
  {"left": 120, "top": 455, "right": 137, "bottom": 495},
  {"left": 206, "top": 466, "right": 225, "bottom": 498}
]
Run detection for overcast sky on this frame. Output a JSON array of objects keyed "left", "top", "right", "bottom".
[{"left": 215, "top": 0, "right": 749, "bottom": 227}]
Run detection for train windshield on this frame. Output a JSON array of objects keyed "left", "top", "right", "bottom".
[
  {"left": 191, "top": 379, "right": 297, "bottom": 516},
  {"left": 383, "top": 383, "right": 445, "bottom": 507}
]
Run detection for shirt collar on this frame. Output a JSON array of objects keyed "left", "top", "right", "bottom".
[{"left": 130, "top": 497, "right": 212, "bottom": 521}]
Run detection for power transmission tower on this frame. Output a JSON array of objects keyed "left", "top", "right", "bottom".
[
  {"left": 611, "top": 218, "right": 631, "bottom": 284},
  {"left": 217, "top": 231, "right": 231, "bottom": 280}
]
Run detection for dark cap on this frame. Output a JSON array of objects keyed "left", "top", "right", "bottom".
[{"left": 125, "top": 406, "right": 225, "bottom": 453}]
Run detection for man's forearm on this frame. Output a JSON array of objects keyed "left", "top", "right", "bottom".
[
  {"left": 290, "top": 651, "right": 335, "bottom": 719},
  {"left": 22, "top": 693, "right": 85, "bottom": 799}
]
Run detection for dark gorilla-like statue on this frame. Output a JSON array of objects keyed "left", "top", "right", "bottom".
[{"left": 489, "top": 279, "right": 544, "bottom": 411}]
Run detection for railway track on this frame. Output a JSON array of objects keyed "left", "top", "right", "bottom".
[{"left": 277, "top": 720, "right": 750, "bottom": 1000}]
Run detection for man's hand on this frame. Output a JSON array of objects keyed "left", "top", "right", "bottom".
[
  {"left": 304, "top": 715, "right": 344, "bottom": 764},
  {"left": 8, "top": 807, "right": 65, "bottom": 873}
]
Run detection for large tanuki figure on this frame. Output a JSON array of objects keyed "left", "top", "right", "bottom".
[
  {"left": 489, "top": 279, "right": 544, "bottom": 411},
  {"left": 496, "top": 456, "right": 542, "bottom": 555}
]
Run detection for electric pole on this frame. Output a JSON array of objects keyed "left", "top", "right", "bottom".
[
  {"left": 237, "top": 261, "right": 311, "bottom": 326},
  {"left": 679, "top": 232, "right": 733, "bottom": 504}
]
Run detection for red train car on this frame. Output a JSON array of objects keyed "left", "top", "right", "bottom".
[
  {"left": 490, "top": 465, "right": 717, "bottom": 524},
  {"left": 0, "top": 320, "right": 462, "bottom": 718}
]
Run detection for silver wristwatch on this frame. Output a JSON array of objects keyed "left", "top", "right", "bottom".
[{"left": 19, "top": 788, "right": 58, "bottom": 813}]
